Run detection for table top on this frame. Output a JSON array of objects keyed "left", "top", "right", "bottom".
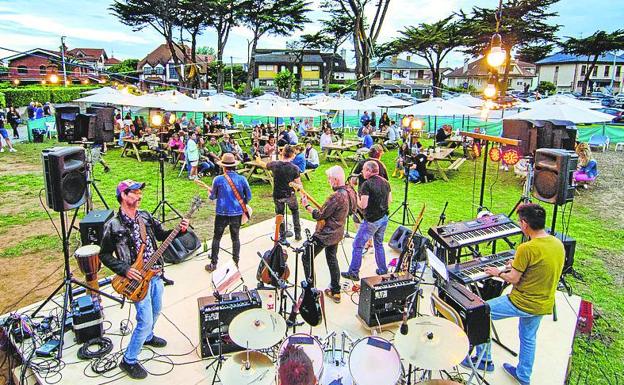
[
  {"left": 427, "top": 147, "right": 454, "bottom": 160},
  {"left": 371, "top": 131, "right": 388, "bottom": 138},
  {"left": 245, "top": 159, "right": 269, "bottom": 168},
  {"left": 324, "top": 141, "right": 361, "bottom": 151}
]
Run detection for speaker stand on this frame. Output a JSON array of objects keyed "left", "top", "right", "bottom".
[
  {"left": 153, "top": 150, "right": 183, "bottom": 224},
  {"left": 82, "top": 142, "right": 109, "bottom": 212}
]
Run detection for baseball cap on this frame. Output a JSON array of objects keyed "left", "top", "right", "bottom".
[{"left": 116, "top": 179, "right": 145, "bottom": 198}]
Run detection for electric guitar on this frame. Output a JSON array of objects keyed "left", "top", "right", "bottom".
[
  {"left": 194, "top": 178, "right": 253, "bottom": 225},
  {"left": 111, "top": 196, "right": 202, "bottom": 302},
  {"left": 289, "top": 182, "right": 325, "bottom": 232},
  {"left": 397, "top": 203, "right": 426, "bottom": 273}
]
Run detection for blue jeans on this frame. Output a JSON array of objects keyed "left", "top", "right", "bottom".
[
  {"left": 124, "top": 276, "right": 164, "bottom": 364},
  {"left": 348, "top": 215, "right": 389, "bottom": 275},
  {"left": 475, "top": 295, "right": 542, "bottom": 384}
]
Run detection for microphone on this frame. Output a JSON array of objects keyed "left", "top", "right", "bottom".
[{"left": 400, "top": 307, "right": 409, "bottom": 335}]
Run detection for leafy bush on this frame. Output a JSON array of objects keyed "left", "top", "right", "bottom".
[
  {"left": 2, "top": 86, "right": 99, "bottom": 107},
  {"left": 251, "top": 87, "right": 264, "bottom": 97},
  {"left": 537, "top": 81, "right": 556, "bottom": 95},
  {"left": 0, "top": 92, "right": 5, "bottom": 108}
]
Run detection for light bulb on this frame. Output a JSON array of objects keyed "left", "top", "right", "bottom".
[
  {"left": 487, "top": 46, "right": 506, "bottom": 67},
  {"left": 151, "top": 114, "right": 163, "bottom": 126},
  {"left": 49, "top": 74, "right": 59, "bottom": 84},
  {"left": 169, "top": 113, "right": 176, "bottom": 124},
  {"left": 410, "top": 119, "right": 423, "bottom": 131},
  {"left": 483, "top": 83, "right": 497, "bottom": 99},
  {"left": 401, "top": 116, "right": 412, "bottom": 128}
]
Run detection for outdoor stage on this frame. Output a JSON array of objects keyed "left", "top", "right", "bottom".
[{"left": 7, "top": 218, "right": 580, "bottom": 385}]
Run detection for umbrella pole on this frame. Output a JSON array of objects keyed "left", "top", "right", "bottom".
[
  {"left": 478, "top": 141, "right": 490, "bottom": 210},
  {"left": 602, "top": 122, "right": 606, "bottom": 136},
  {"left": 342, "top": 110, "right": 345, "bottom": 130}
]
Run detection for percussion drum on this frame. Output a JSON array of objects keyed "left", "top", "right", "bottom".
[
  {"left": 74, "top": 244, "right": 102, "bottom": 293},
  {"left": 349, "top": 336, "right": 402, "bottom": 385},
  {"left": 279, "top": 333, "right": 324, "bottom": 381}
]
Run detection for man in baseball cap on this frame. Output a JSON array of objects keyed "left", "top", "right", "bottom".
[{"left": 116, "top": 179, "right": 145, "bottom": 202}]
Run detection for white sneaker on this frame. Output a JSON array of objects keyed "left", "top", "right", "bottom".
[
  {"left": 9, "top": 148, "right": 16, "bottom": 152},
  {"left": 0, "top": 148, "right": 4, "bottom": 152}
]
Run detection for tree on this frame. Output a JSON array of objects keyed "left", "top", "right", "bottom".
[
  {"left": 516, "top": 43, "right": 554, "bottom": 63},
  {"left": 286, "top": 33, "right": 327, "bottom": 99},
  {"left": 536, "top": 81, "right": 556, "bottom": 95},
  {"left": 241, "top": 0, "right": 310, "bottom": 96},
  {"left": 274, "top": 69, "right": 296, "bottom": 98},
  {"left": 196, "top": 46, "right": 215, "bottom": 56},
  {"left": 107, "top": 59, "right": 140, "bottom": 82},
  {"left": 330, "top": 0, "right": 391, "bottom": 99},
  {"left": 560, "top": 30, "right": 624, "bottom": 96},
  {"left": 386, "top": 16, "right": 466, "bottom": 97},
  {"left": 458, "top": 0, "right": 560, "bottom": 94},
  {"left": 316, "top": 6, "right": 353, "bottom": 93},
  {"left": 207, "top": 62, "right": 247, "bottom": 88}
]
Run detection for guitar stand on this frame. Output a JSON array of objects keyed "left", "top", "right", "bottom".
[{"left": 255, "top": 252, "right": 298, "bottom": 325}]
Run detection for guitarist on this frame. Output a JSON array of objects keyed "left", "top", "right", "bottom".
[
  {"left": 300, "top": 166, "right": 357, "bottom": 304},
  {"left": 100, "top": 180, "right": 189, "bottom": 380},
  {"left": 204, "top": 153, "right": 252, "bottom": 272}
]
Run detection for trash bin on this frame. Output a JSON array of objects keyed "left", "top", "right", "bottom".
[{"left": 33, "top": 129, "right": 45, "bottom": 143}]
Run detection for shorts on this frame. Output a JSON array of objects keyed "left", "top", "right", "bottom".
[
  {"left": 0, "top": 128, "right": 8, "bottom": 139},
  {"left": 189, "top": 160, "right": 199, "bottom": 167}
]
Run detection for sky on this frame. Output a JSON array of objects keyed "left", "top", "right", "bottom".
[{"left": 0, "top": 0, "right": 622, "bottom": 70}]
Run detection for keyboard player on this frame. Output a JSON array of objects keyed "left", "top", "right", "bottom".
[{"left": 462, "top": 203, "right": 564, "bottom": 385}]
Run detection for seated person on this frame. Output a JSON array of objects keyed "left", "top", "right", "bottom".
[
  {"left": 379, "top": 112, "right": 391, "bottom": 130},
  {"left": 277, "top": 129, "right": 291, "bottom": 147},
  {"left": 297, "top": 119, "right": 307, "bottom": 137},
  {"left": 142, "top": 127, "right": 159, "bottom": 150},
  {"left": 118, "top": 124, "right": 134, "bottom": 147},
  {"left": 264, "top": 135, "right": 277, "bottom": 159},
  {"left": 231, "top": 139, "right": 249, "bottom": 162},
  {"left": 287, "top": 125, "right": 299, "bottom": 145},
  {"left": 205, "top": 136, "right": 222, "bottom": 164},
  {"left": 219, "top": 133, "right": 234, "bottom": 154},
  {"left": 435, "top": 124, "right": 453, "bottom": 146},
  {"left": 292, "top": 145, "right": 306, "bottom": 172},
  {"left": 574, "top": 143, "right": 598, "bottom": 187},
  {"left": 319, "top": 128, "right": 333, "bottom": 150},
  {"left": 252, "top": 125, "right": 262, "bottom": 140},
  {"left": 362, "top": 128, "right": 373, "bottom": 149},
  {"left": 250, "top": 139, "right": 264, "bottom": 159},
  {"left": 197, "top": 137, "right": 215, "bottom": 176},
  {"left": 278, "top": 345, "right": 316, "bottom": 385},
  {"left": 304, "top": 142, "right": 319, "bottom": 169},
  {"left": 384, "top": 120, "right": 401, "bottom": 148},
  {"left": 223, "top": 115, "right": 232, "bottom": 129}
]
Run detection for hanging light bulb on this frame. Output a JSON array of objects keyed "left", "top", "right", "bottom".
[
  {"left": 486, "top": 33, "right": 506, "bottom": 68},
  {"left": 151, "top": 114, "right": 163, "bottom": 126},
  {"left": 483, "top": 77, "right": 497, "bottom": 99},
  {"left": 169, "top": 113, "right": 177, "bottom": 124},
  {"left": 49, "top": 74, "right": 59, "bottom": 84},
  {"left": 401, "top": 116, "right": 412, "bottom": 128},
  {"left": 410, "top": 119, "right": 424, "bottom": 131}
]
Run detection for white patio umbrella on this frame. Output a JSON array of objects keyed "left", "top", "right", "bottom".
[
  {"left": 505, "top": 100, "right": 614, "bottom": 123},
  {"left": 74, "top": 91, "right": 140, "bottom": 106},
  {"left": 81, "top": 86, "right": 119, "bottom": 95},
  {"left": 364, "top": 94, "right": 413, "bottom": 108},
  {"left": 232, "top": 101, "right": 324, "bottom": 118},
  {"left": 299, "top": 94, "right": 332, "bottom": 106},
  {"left": 248, "top": 94, "right": 290, "bottom": 104},
  {"left": 452, "top": 93, "right": 485, "bottom": 108},
  {"left": 397, "top": 97, "right": 480, "bottom": 116},
  {"left": 310, "top": 96, "right": 373, "bottom": 111},
  {"left": 517, "top": 94, "right": 601, "bottom": 110}
]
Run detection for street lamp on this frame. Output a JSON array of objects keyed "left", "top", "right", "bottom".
[
  {"left": 49, "top": 74, "right": 59, "bottom": 84},
  {"left": 12, "top": 79, "right": 20, "bottom": 86}
]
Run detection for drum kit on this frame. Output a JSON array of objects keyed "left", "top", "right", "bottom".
[{"left": 218, "top": 309, "right": 469, "bottom": 385}]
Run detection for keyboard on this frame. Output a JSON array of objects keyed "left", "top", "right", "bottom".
[
  {"left": 448, "top": 250, "right": 516, "bottom": 284},
  {"left": 428, "top": 214, "right": 522, "bottom": 250}
]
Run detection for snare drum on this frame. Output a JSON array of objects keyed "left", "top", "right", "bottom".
[
  {"left": 279, "top": 333, "right": 324, "bottom": 380},
  {"left": 349, "top": 336, "right": 402, "bottom": 385}
]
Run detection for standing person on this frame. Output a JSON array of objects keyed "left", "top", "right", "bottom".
[
  {"left": 0, "top": 112, "right": 17, "bottom": 152},
  {"left": 34, "top": 103, "right": 44, "bottom": 119},
  {"left": 342, "top": 161, "right": 392, "bottom": 280},
  {"left": 359, "top": 111, "right": 370, "bottom": 129},
  {"left": 6, "top": 106, "right": 21, "bottom": 139},
  {"left": 304, "top": 142, "right": 319, "bottom": 169},
  {"left": 204, "top": 153, "right": 252, "bottom": 272},
  {"left": 465, "top": 204, "right": 564, "bottom": 385},
  {"left": 267, "top": 145, "right": 303, "bottom": 241},
  {"left": 350, "top": 144, "right": 388, "bottom": 188},
  {"left": 185, "top": 132, "right": 199, "bottom": 180},
  {"left": 43, "top": 102, "right": 52, "bottom": 116},
  {"left": 26, "top": 102, "right": 35, "bottom": 120},
  {"left": 100, "top": 180, "right": 189, "bottom": 379},
  {"left": 299, "top": 166, "right": 357, "bottom": 303},
  {"left": 370, "top": 111, "right": 377, "bottom": 131}
]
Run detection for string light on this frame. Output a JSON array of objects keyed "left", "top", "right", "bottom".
[
  {"left": 486, "top": 33, "right": 506, "bottom": 67},
  {"left": 151, "top": 114, "right": 163, "bottom": 126},
  {"left": 49, "top": 74, "right": 59, "bottom": 84},
  {"left": 410, "top": 119, "right": 424, "bottom": 131},
  {"left": 483, "top": 82, "right": 497, "bottom": 99},
  {"left": 169, "top": 113, "right": 176, "bottom": 124},
  {"left": 12, "top": 79, "right": 20, "bottom": 86}
]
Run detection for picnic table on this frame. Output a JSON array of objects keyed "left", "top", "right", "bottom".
[
  {"left": 225, "top": 129, "right": 249, "bottom": 146},
  {"left": 371, "top": 131, "right": 388, "bottom": 149},
  {"left": 121, "top": 138, "right": 156, "bottom": 162},
  {"left": 322, "top": 140, "right": 361, "bottom": 167},
  {"left": 426, "top": 147, "right": 465, "bottom": 182},
  {"left": 243, "top": 159, "right": 273, "bottom": 186}
]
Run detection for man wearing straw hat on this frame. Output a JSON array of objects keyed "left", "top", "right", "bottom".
[{"left": 204, "top": 153, "right": 252, "bottom": 272}]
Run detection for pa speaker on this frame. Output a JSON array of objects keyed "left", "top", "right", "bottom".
[
  {"left": 42, "top": 147, "right": 87, "bottom": 212},
  {"left": 533, "top": 148, "right": 578, "bottom": 206},
  {"left": 55, "top": 106, "right": 81, "bottom": 142},
  {"left": 547, "top": 230, "right": 576, "bottom": 276},
  {"left": 86, "top": 105, "right": 116, "bottom": 143},
  {"left": 388, "top": 226, "right": 412, "bottom": 251},
  {"left": 163, "top": 229, "right": 202, "bottom": 264},
  {"left": 76, "top": 114, "right": 97, "bottom": 141},
  {"left": 502, "top": 119, "right": 538, "bottom": 156}
]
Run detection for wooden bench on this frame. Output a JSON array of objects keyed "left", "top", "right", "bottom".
[
  {"left": 447, "top": 157, "right": 466, "bottom": 171},
  {"left": 301, "top": 168, "right": 315, "bottom": 181}
]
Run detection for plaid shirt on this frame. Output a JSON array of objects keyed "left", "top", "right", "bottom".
[{"left": 119, "top": 211, "right": 159, "bottom": 269}]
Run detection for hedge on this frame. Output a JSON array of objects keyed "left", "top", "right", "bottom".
[
  {"left": 0, "top": 92, "right": 5, "bottom": 108},
  {"left": 2, "top": 86, "right": 99, "bottom": 107}
]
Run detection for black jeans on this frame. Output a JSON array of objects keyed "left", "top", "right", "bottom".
[
  {"left": 10, "top": 123, "right": 18, "bottom": 138},
  {"left": 211, "top": 215, "right": 242, "bottom": 264},
  {"left": 274, "top": 196, "right": 301, "bottom": 237},
  {"left": 303, "top": 238, "right": 340, "bottom": 295}
]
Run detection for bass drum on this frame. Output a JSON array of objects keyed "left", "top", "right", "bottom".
[
  {"left": 279, "top": 333, "right": 324, "bottom": 381},
  {"left": 349, "top": 336, "right": 402, "bottom": 385}
]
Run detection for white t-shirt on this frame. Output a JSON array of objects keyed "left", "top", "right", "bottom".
[
  {"left": 305, "top": 147, "right": 319, "bottom": 166},
  {"left": 320, "top": 133, "right": 333, "bottom": 149}
]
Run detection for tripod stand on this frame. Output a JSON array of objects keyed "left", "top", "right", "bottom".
[
  {"left": 508, "top": 157, "right": 534, "bottom": 218},
  {"left": 30, "top": 208, "right": 123, "bottom": 358},
  {"left": 152, "top": 148, "right": 184, "bottom": 224},
  {"left": 80, "top": 142, "right": 109, "bottom": 212},
  {"left": 389, "top": 158, "right": 417, "bottom": 226}
]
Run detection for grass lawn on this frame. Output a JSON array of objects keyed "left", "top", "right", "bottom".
[{"left": 0, "top": 136, "right": 622, "bottom": 384}]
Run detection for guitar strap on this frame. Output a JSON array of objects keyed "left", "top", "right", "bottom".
[
  {"left": 223, "top": 172, "right": 250, "bottom": 219},
  {"left": 137, "top": 215, "right": 147, "bottom": 245}
]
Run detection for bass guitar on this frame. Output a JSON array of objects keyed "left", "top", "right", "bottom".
[
  {"left": 289, "top": 182, "right": 325, "bottom": 232},
  {"left": 257, "top": 215, "right": 290, "bottom": 286},
  {"left": 112, "top": 196, "right": 202, "bottom": 302},
  {"left": 194, "top": 178, "right": 253, "bottom": 225}
]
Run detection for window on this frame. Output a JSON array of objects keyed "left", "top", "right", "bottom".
[
  {"left": 258, "top": 65, "right": 276, "bottom": 72},
  {"left": 168, "top": 64, "right": 179, "bottom": 79},
  {"left": 592, "top": 66, "right": 597, "bottom": 76},
  {"left": 303, "top": 80, "right": 319, "bottom": 86},
  {"left": 554, "top": 66, "right": 559, "bottom": 84},
  {"left": 303, "top": 65, "right": 319, "bottom": 71},
  {"left": 39, "top": 65, "right": 47, "bottom": 75},
  {"left": 604, "top": 65, "right": 610, "bottom": 77},
  {"left": 17, "top": 66, "right": 27, "bottom": 74},
  {"left": 143, "top": 65, "right": 152, "bottom": 75},
  {"left": 617, "top": 66, "right": 622, "bottom": 78},
  {"left": 382, "top": 71, "right": 392, "bottom": 80},
  {"left": 580, "top": 65, "right": 586, "bottom": 76},
  {"left": 293, "top": 66, "right": 298, "bottom": 74},
  {"left": 517, "top": 81, "right": 524, "bottom": 85},
  {"left": 155, "top": 66, "right": 164, "bottom": 75},
  {"left": 417, "top": 70, "right": 424, "bottom": 79}
]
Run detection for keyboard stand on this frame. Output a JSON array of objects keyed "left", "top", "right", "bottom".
[{"left": 473, "top": 283, "right": 518, "bottom": 357}]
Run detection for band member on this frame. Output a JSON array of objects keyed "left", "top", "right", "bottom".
[
  {"left": 466, "top": 203, "right": 564, "bottom": 385},
  {"left": 203, "top": 153, "right": 252, "bottom": 272},
  {"left": 100, "top": 180, "right": 189, "bottom": 379},
  {"left": 278, "top": 344, "right": 316, "bottom": 385},
  {"left": 300, "top": 166, "right": 357, "bottom": 303},
  {"left": 342, "top": 161, "right": 392, "bottom": 281},
  {"left": 350, "top": 144, "right": 388, "bottom": 189},
  {"left": 267, "top": 145, "right": 302, "bottom": 241}
]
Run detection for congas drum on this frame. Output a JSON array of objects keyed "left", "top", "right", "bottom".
[
  {"left": 349, "top": 336, "right": 402, "bottom": 385},
  {"left": 279, "top": 333, "right": 324, "bottom": 380},
  {"left": 74, "top": 244, "right": 102, "bottom": 292}
]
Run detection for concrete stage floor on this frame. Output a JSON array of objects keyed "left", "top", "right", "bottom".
[{"left": 7, "top": 218, "right": 580, "bottom": 385}]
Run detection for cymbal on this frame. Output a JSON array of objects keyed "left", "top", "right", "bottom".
[
  {"left": 229, "top": 308, "right": 287, "bottom": 349},
  {"left": 394, "top": 315, "right": 469, "bottom": 370},
  {"left": 220, "top": 351, "right": 274, "bottom": 385}
]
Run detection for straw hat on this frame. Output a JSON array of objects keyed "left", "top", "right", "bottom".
[{"left": 217, "top": 152, "right": 240, "bottom": 168}]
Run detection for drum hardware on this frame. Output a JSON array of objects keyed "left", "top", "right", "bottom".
[
  {"left": 74, "top": 141, "right": 109, "bottom": 212},
  {"left": 349, "top": 336, "right": 403, "bottom": 385},
  {"left": 255, "top": 250, "right": 300, "bottom": 328},
  {"left": 220, "top": 350, "right": 275, "bottom": 385},
  {"left": 152, "top": 143, "right": 184, "bottom": 224}
]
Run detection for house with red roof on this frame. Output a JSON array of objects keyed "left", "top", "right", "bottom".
[{"left": 445, "top": 57, "right": 537, "bottom": 93}]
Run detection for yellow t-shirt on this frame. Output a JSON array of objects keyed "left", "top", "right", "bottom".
[{"left": 509, "top": 235, "right": 565, "bottom": 315}]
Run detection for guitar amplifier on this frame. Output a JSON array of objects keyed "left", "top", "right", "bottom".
[
  {"left": 358, "top": 272, "right": 419, "bottom": 327},
  {"left": 437, "top": 281, "right": 490, "bottom": 346},
  {"left": 198, "top": 289, "right": 262, "bottom": 357},
  {"left": 80, "top": 209, "right": 114, "bottom": 246}
]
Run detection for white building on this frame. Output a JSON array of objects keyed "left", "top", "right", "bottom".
[{"left": 445, "top": 57, "right": 537, "bottom": 92}]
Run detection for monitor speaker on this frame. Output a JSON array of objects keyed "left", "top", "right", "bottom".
[
  {"left": 533, "top": 148, "right": 578, "bottom": 206},
  {"left": 163, "top": 229, "right": 202, "bottom": 264},
  {"left": 42, "top": 147, "right": 87, "bottom": 212},
  {"left": 388, "top": 226, "right": 412, "bottom": 251},
  {"left": 76, "top": 114, "right": 97, "bottom": 141},
  {"left": 55, "top": 106, "right": 81, "bottom": 142},
  {"left": 86, "top": 105, "right": 116, "bottom": 142}
]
